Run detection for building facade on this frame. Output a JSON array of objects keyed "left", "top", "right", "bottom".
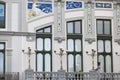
[{"left": 0, "top": 0, "right": 120, "bottom": 79}]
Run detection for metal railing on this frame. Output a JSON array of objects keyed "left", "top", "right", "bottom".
[
  {"left": 0, "top": 72, "right": 19, "bottom": 80},
  {"left": 33, "top": 72, "right": 120, "bottom": 80}
]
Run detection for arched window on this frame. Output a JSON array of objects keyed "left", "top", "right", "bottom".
[
  {"left": 97, "top": 19, "right": 113, "bottom": 72},
  {"left": 0, "top": 42, "right": 5, "bottom": 73},
  {"left": 0, "top": 1, "right": 5, "bottom": 28},
  {"left": 67, "top": 20, "right": 83, "bottom": 72},
  {"left": 36, "top": 26, "right": 52, "bottom": 72}
]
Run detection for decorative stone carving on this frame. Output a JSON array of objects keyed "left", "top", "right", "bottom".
[
  {"left": 116, "top": 4, "right": 120, "bottom": 33},
  {"left": 115, "top": 39, "right": 120, "bottom": 45},
  {"left": 85, "top": 1, "right": 95, "bottom": 44},
  {"left": 66, "top": 1, "right": 82, "bottom": 10},
  {"left": 85, "top": 38, "right": 95, "bottom": 44},
  {"left": 87, "top": 2, "right": 92, "bottom": 34},
  {"left": 54, "top": 37, "right": 65, "bottom": 43}
]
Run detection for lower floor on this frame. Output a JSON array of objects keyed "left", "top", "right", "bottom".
[{"left": 0, "top": 35, "right": 120, "bottom": 74}]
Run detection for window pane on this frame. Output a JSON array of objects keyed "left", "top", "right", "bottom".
[
  {"left": 45, "top": 38, "right": 51, "bottom": 51},
  {"left": 68, "top": 54, "right": 74, "bottom": 72},
  {"left": 45, "top": 54, "right": 51, "bottom": 72},
  {"left": 67, "top": 22, "right": 73, "bottom": 33},
  {"left": 0, "top": 44, "right": 4, "bottom": 50},
  {"left": 75, "top": 21, "right": 81, "bottom": 33},
  {"left": 104, "top": 21, "right": 110, "bottom": 35},
  {"left": 75, "top": 39, "right": 81, "bottom": 52},
  {"left": 0, "top": 4, "right": 5, "bottom": 28},
  {"left": 98, "top": 55, "right": 104, "bottom": 72},
  {"left": 67, "top": 39, "right": 74, "bottom": 52},
  {"left": 98, "top": 40, "right": 104, "bottom": 52},
  {"left": 75, "top": 54, "right": 81, "bottom": 72},
  {"left": 0, "top": 52, "right": 3, "bottom": 73},
  {"left": 97, "top": 20, "right": 103, "bottom": 34},
  {"left": 37, "top": 38, "right": 43, "bottom": 51},
  {"left": 106, "top": 55, "right": 111, "bottom": 73},
  {"left": 105, "top": 40, "right": 111, "bottom": 53},
  {"left": 37, "top": 53, "right": 43, "bottom": 72},
  {"left": 44, "top": 27, "right": 51, "bottom": 33},
  {"left": 37, "top": 30, "right": 43, "bottom": 32}
]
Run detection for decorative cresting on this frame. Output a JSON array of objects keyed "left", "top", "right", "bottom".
[
  {"left": 85, "top": 0, "right": 95, "bottom": 44},
  {"left": 66, "top": 1, "right": 82, "bottom": 10},
  {"left": 54, "top": 0, "right": 65, "bottom": 43},
  {"left": 27, "top": 0, "right": 52, "bottom": 19}
]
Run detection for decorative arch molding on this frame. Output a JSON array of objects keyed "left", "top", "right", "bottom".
[
  {"left": 28, "top": 15, "right": 54, "bottom": 32},
  {"left": 34, "top": 22, "right": 54, "bottom": 32}
]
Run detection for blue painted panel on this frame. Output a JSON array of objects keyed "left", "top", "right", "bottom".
[
  {"left": 104, "top": 3, "right": 112, "bottom": 8},
  {"left": 66, "top": 1, "right": 82, "bottom": 10},
  {"left": 96, "top": 3, "right": 112, "bottom": 8},
  {"left": 28, "top": 3, "right": 52, "bottom": 13},
  {"left": 96, "top": 3, "right": 103, "bottom": 8}
]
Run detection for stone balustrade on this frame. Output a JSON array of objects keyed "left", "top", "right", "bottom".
[{"left": 0, "top": 72, "right": 19, "bottom": 80}]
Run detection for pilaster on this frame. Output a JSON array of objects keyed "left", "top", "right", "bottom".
[
  {"left": 85, "top": 0, "right": 95, "bottom": 44},
  {"left": 114, "top": 2, "right": 120, "bottom": 45}
]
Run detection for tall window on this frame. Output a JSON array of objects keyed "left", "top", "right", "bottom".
[
  {"left": 0, "top": 42, "right": 5, "bottom": 73},
  {"left": 97, "top": 19, "right": 113, "bottom": 72},
  {"left": 67, "top": 20, "right": 83, "bottom": 72},
  {"left": 0, "top": 2, "right": 5, "bottom": 28},
  {"left": 36, "top": 26, "right": 52, "bottom": 72}
]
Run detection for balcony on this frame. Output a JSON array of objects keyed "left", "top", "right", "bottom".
[
  {"left": 33, "top": 72, "right": 120, "bottom": 80},
  {"left": 0, "top": 72, "right": 19, "bottom": 80}
]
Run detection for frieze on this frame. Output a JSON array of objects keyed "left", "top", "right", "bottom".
[
  {"left": 95, "top": 2, "right": 112, "bottom": 8},
  {"left": 27, "top": 0, "right": 52, "bottom": 19},
  {"left": 66, "top": 1, "right": 82, "bottom": 10}
]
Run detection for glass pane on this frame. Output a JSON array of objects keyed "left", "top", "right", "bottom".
[
  {"left": 105, "top": 40, "right": 111, "bottom": 53},
  {"left": 37, "top": 30, "right": 43, "bottom": 32},
  {"left": 0, "top": 53, "right": 3, "bottom": 73},
  {"left": 0, "top": 4, "right": 5, "bottom": 28},
  {"left": 45, "top": 54, "right": 51, "bottom": 72},
  {"left": 44, "top": 27, "right": 51, "bottom": 33},
  {"left": 104, "top": 21, "right": 110, "bottom": 34},
  {"left": 97, "top": 20, "right": 103, "bottom": 34},
  {"left": 75, "top": 21, "right": 81, "bottom": 33},
  {"left": 0, "top": 44, "right": 4, "bottom": 50},
  {"left": 75, "top": 54, "right": 81, "bottom": 72},
  {"left": 75, "top": 39, "right": 81, "bottom": 52},
  {"left": 67, "top": 39, "right": 74, "bottom": 52},
  {"left": 37, "top": 53, "right": 43, "bottom": 72},
  {"left": 37, "top": 38, "right": 43, "bottom": 51},
  {"left": 67, "top": 22, "right": 73, "bottom": 33},
  {"left": 106, "top": 56, "right": 111, "bottom": 73},
  {"left": 98, "top": 55, "right": 104, "bottom": 72},
  {"left": 98, "top": 40, "right": 104, "bottom": 52},
  {"left": 68, "top": 54, "right": 74, "bottom": 72},
  {"left": 45, "top": 38, "right": 51, "bottom": 51}
]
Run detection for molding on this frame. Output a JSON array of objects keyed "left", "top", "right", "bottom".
[
  {"left": 115, "top": 39, "right": 120, "bottom": 45},
  {"left": 85, "top": 38, "right": 95, "bottom": 44},
  {"left": 6, "top": 48, "right": 13, "bottom": 56},
  {"left": 0, "top": 31, "right": 36, "bottom": 36},
  {"left": 54, "top": 37, "right": 65, "bottom": 43},
  {"left": 27, "top": 14, "right": 54, "bottom": 23}
]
